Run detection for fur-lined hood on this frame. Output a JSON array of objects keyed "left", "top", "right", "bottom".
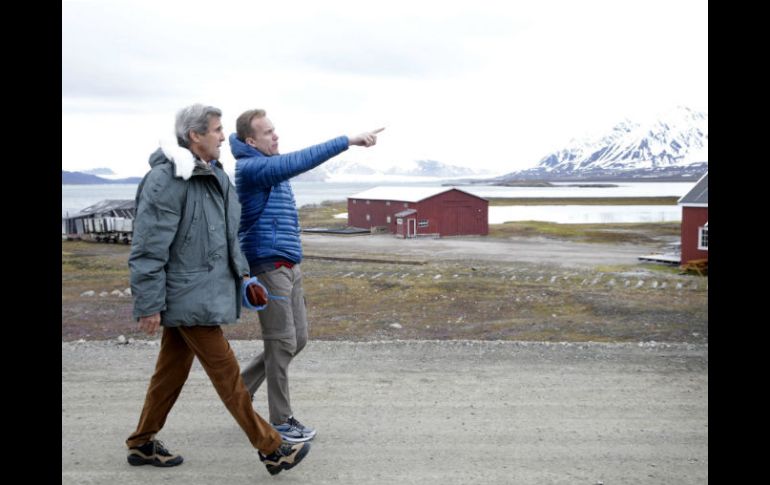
[{"left": 151, "top": 137, "right": 209, "bottom": 180}]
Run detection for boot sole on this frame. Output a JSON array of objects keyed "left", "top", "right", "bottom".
[
  {"left": 127, "top": 455, "right": 184, "bottom": 467},
  {"left": 266, "top": 444, "right": 311, "bottom": 475}
]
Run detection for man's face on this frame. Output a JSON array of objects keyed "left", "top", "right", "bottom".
[
  {"left": 191, "top": 115, "right": 225, "bottom": 162},
  {"left": 247, "top": 116, "right": 280, "bottom": 155}
]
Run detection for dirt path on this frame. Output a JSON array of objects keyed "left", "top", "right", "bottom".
[{"left": 62, "top": 339, "right": 708, "bottom": 485}]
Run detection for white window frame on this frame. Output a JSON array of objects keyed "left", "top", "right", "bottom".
[
  {"left": 386, "top": 216, "right": 391, "bottom": 223},
  {"left": 698, "top": 225, "right": 708, "bottom": 250}
]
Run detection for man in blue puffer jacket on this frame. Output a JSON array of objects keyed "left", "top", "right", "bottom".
[{"left": 230, "top": 109, "right": 383, "bottom": 442}]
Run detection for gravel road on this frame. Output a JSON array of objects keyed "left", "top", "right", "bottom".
[
  {"left": 62, "top": 339, "right": 707, "bottom": 484},
  {"left": 302, "top": 234, "right": 668, "bottom": 268}
]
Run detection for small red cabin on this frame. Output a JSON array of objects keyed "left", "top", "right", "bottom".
[
  {"left": 347, "top": 186, "right": 488, "bottom": 238},
  {"left": 678, "top": 172, "right": 708, "bottom": 265}
]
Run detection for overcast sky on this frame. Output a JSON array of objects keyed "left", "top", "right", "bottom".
[{"left": 62, "top": 0, "right": 708, "bottom": 177}]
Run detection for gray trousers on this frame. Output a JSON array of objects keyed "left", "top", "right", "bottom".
[{"left": 241, "top": 264, "right": 308, "bottom": 424}]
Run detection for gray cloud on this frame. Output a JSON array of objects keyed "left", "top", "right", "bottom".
[
  {"left": 62, "top": 2, "right": 214, "bottom": 99},
  {"left": 283, "top": 15, "right": 523, "bottom": 78},
  {"left": 63, "top": 1, "right": 526, "bottom": 102}
]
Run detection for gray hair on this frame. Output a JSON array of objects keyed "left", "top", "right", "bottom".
[{"left": 175, "top": 104, "right": 222, "bottom": 148}]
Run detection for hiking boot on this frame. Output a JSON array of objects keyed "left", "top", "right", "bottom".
[
  {"left": 287, "top": 416, "right": 317, "bottom": 440},
  {"left": 127, "top": 439, "right": 183, "bottom": 467},
  {"left": 273, "top": 416, "right": 315, "bottom": 442},
  {"left": 258, "top": 441, "right": 311, "bottom": 476}
]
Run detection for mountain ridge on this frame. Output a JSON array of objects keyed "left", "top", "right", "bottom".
[
  {"left": 495, "top": 106, "right": 708, "bottom": 181},
  {"left": 295, "top": 158, "right": 488, "bottom": 182},
  {"left": 62, "top": 171, "right": 143, "bottom": 185}
]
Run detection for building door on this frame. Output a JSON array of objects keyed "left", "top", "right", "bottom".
[
  {"left": 441, "top": 208, "right": 459, "bottom": 235},
  {"left": 441, "top": 206, "right": 475, "bottom": 236},
  {"left": 407, "top": 218, "right": 417, "bottom": 238}
]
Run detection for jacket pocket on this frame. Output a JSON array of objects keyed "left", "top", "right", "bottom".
[
  {"left": 166, "top": 268, "right": 208, "bottom": 299},
  {"left": 177, "top": 200, "right": 198, "bottom": 256}
]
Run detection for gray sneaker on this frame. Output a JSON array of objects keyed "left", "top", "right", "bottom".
[
  {"left": 273, "top": 416, "right": 316, "bottom": 442},
  {"left": 288, "top": 416, "right": 317, "bottom": 440}
]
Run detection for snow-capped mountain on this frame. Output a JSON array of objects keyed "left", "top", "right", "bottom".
[
  {"left": 498, "top": 106, "right": 708, "bottom": 180},
  {"left": 81, "top": 167, "right": 116, "bottom": 176},
  {"left": 75, "top": 167, "right": 142, "bottom": 181},
  {"left": 295, "top": 158, "right": 485, "bottom": 182}
]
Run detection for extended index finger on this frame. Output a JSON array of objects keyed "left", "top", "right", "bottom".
[{"left": 371, "top": 127, "right": 385, "bottom": 134}]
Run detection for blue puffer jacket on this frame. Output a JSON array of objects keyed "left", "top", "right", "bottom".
[{"left": 230, "top": 133, "right": 349, "bottom": 266}]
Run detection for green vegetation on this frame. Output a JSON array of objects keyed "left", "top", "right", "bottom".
[
  {"left": 62, "top": 241, "right": 135, "bottom": 340},
  {"left": 486, "top": 196, "right": 679, "bottom": 206},
  {"left": 598, "top": 263, "right": 683, "bottom": 275},
  {"left": 487, "top": 221, "right": 680, "bottom": 244},
  {"left": 62, "top": 202, "right": 702, "bottom": 343},
  {"left": 298, "top": 200, "right": 347, "bottom": 228},
  {"left": 62, "top": 240, "right": 707, "bottom": 343}
]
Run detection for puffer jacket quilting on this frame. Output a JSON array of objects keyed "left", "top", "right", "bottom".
[{"left": 229, "top": 133, "right": 349, "bottom": 266}]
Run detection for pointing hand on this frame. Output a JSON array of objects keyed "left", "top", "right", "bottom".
[{"left": 349, "top": 127, "right": 385, "bottom": 147}]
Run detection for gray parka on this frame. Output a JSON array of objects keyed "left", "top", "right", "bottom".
[{"left": 129, "top": 143, "right": 250, "bottom": 326}]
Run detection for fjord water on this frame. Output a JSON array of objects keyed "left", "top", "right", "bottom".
[{"left": 62, "top": 181, "right": 695, "bottom": 223}]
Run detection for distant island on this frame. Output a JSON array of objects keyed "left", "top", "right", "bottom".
[
  {"left": 80, "top": 167, "right": 116, "bottom": 176},
  {"left": 443, "top": 180, "right": 619, "bottom": 188},
  {"left": 62, "top": 171, "right": 143, "bottom": 185},
  {"left": 493, "top": 181, "right": 619, "bottom": 188}
]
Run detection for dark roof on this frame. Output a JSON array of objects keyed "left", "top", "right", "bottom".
[
  {"left": 678, "top": 172, "right": 708, "bottom": 205},
  {"left": 76, "top": 199, "right": 135, "bottom": 217}
]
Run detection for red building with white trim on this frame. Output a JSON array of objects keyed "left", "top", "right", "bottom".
[
  {"left": 347, "top": 186, "right": 488, "bottom": 238},
  {"left": 678, "top": 172, "right": 708, "bottom": 264}
]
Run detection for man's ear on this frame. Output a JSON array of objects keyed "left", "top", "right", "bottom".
[
  {"left": 245, "top": 137, "right": 257, "bottom": 148},
  {"left": 189, "top": 130, "right": 201, "bottom": 144}
]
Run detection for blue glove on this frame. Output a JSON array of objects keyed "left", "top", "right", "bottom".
[{"left": 242, "top": 276, "right": 269, "bottom": 311}]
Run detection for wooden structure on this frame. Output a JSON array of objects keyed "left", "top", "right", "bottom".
[
  {"left": 681, "top": 258, "right": 708, "bottom": 276},
  {"left": 63, "top": 199, "right": 136, "bottom": 243}
]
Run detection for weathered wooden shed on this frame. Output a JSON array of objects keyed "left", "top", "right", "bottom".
[
  {"left": 347, "top": 186, "right": 488, "bottom": 238},
  {"left": 63, "top": 199, "right": 136, "bottom": 243},
  {"left": 678, "top": 172, "right": 708, "bottom": 265}
]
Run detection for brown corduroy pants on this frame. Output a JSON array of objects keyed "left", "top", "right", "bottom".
[{"left": 125, "top": 325, "right": 282, "bottom": 455}]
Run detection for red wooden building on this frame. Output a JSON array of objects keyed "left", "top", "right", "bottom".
[
  {"left": 678, "top": 172, "right": 708, "bottom": 265},
  {"left": 347, "top": 186, "right": 488, "bottom": 238}
]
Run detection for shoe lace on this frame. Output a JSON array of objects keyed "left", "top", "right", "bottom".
[
  {"left": 263, "top": 442, "right": 290, "bottom": 460},
  {"left": 287, "top": 416, "right": 304, "bottom": 429},
  {"left": 152, "top": 440, "right": 171, "bottom": 456}
]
